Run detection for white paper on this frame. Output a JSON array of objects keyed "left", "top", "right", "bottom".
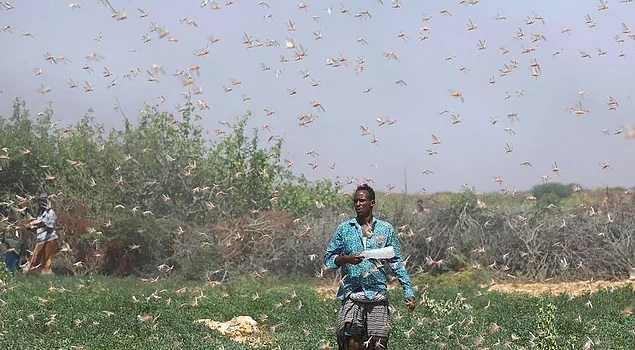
[{"left": 361, "top": 246, "right": 395, "bottom": 259}]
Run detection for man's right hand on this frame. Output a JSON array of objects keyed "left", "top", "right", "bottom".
[{"left": 336, "top": 254, "right": 364, "bottom": 266}]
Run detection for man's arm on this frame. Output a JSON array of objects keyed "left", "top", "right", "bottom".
[
  {"left": 385, "top": 226, "right": 415, "bottom": 299},
  {"left": 324, "top": 225, "right": 364, "bottom": 269},
  {"left": 324, "top": 226, "right": 343, "bottom": 269}
]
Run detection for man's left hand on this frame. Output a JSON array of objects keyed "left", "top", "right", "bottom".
[{"left": 405, "top": 297, "right": 416, "bottom": 312}]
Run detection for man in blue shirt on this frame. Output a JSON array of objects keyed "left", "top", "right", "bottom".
[{"left": 324, "top": 184, "right": 416, "bottom": 350}]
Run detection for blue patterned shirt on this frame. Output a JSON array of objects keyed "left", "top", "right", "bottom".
[{"left": 324, "top": 217, "right": 415, "bottom": 301}]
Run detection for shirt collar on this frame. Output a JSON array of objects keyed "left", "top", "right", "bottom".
[{"left": 348, "top": 217, "right": 377, "bottom": 227}]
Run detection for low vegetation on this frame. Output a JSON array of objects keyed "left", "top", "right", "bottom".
[{"left": 1, "top": 270, "right": 635, "bottom": 349}]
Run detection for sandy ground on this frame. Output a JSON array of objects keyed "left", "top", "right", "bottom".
[
  {"left": 487, "top": 279, "right": 635, "bottom": 296},
  {"left": 315, "top": 279, "right": 635, "bottom": 299},
  {"left": 196, "top": 315, "right": 269, "bottom": 347}
]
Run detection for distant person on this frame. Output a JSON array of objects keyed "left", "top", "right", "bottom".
[
  {"left": 23, "top": 192, "right": 59, "bottom": 275},
  {"left": 1, "top": 224, "right": 22, "bottom": 273},
  {"left": 324, "top": 184, "right": 416, "bottom": 350}
]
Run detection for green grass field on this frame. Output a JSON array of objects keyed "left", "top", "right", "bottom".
[{"left": 1, "top": 269, "right": 634, "bottom": 349}]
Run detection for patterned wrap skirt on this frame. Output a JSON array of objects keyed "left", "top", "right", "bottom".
[{"left": 336, "top": 290, "right": 390, "bottom": 342}]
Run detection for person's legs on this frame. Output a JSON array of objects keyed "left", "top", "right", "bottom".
[
  {"left": 365, "top": 301, "right": 390, "bottom": 349},
  {"left": 41, "top": 239, "right": 58, "bottom": 275},
  {"left": 5, "top": 250, "right": 19, "bottom": 273},
  {"left": 337, "top": 325, "right": 365, "bottom": 350},
  {"left": 25, "top": 242, "right": 44, "bottom": 273},
  {"left": 346, "top": 337, "right": 362, "bottom": 350},
  {"left": 337, "top": 299, "right": 367, "bottom": 350}
]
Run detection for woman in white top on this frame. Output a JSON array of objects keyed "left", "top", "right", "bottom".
[{"left": 24, "top": 192, "right": 59, "bottom": 275}]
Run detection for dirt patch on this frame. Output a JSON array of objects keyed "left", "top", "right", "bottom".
[
  {"left": 314, "top": 279, "right": 635, "bottom": 299},
  {"left": 195, "top": 315, "right": 265, "bottom": 347},
  {"left": 315, "top": 285, "right": 338, "bottom": 299},
  {"left": 487, "top": 280, "right": 635, "bottom": 297}
]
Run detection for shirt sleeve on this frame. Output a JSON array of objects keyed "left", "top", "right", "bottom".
[
  {"left": 385, "top": 225, "right": 415, "bottom": 299},
  {"left": 324, "top": 224, "right": 343, "bottom": 270}
]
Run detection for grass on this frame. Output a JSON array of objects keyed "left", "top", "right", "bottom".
[{"left": 1, "top": 268, "right": 635, "bottom": 349}]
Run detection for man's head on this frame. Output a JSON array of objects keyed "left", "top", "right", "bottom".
[
  {"left": 353, "top": 184, "right": 375, "bottom": 217},
  {"left": 36, "top": 191, "right": 49, "bottom": 208}
]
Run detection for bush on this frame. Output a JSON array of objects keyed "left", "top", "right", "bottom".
[
  {"left": 3, "top": 98, "right": 635, "bottom": 284},
  {"left": 531, "top": 182, "right": 574, "bottom": 202}
]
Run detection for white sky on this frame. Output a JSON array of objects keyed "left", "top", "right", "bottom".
[{"left": 1, "top": 0, "right": 634, "bottom": 194}]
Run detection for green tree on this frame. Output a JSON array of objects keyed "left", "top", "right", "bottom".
[{"left": 531, "top": 182, "right": 573, "bottom": 203}]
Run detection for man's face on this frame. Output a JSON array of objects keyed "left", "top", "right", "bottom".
[{"left": 353, "top": 190, "right": 374, "bottom": 217}]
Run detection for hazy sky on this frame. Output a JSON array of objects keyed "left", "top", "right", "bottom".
[{"left": 1, "top": 0, "right": 634, "bottom": 194}]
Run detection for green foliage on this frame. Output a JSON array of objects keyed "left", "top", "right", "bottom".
[
  {"left": 414, "top": 268, "right": 491, "bottom": 288},
  {"left": 535, "top": 299, "right": 559, "bottom": 349},
  {"left": 560, "top": 192, "right": 590, "bottom": 208},
  {"left": 2, "top": 274, "right": 635, "bottom": 349},
  {"left": 0, "top": 98, "right": 340, "bottom": 280},
  {"left": 531, "top": 182, "right": 574, "bottom": 204},
  {"left": 0, "top": 262, "right": 16, "bottom": 284},
  {"left": 276, "top": 175, "right": 345, "bottom": 217},
  {"left": 435, "top": 189, "right": 479, "bottom": 226},
  {"left": 373, "top": 191, "right": 412, "bottom": 225},
  {"left": 0, "top": 99, "right": 50, "bottom": 197},
  {"left": 206, "top": 112, "right": 284, "bottom": 217}
]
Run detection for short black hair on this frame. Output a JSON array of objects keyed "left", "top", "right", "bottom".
[{"left": 355, "top": 184, "right": 375, "bottom": 201}]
